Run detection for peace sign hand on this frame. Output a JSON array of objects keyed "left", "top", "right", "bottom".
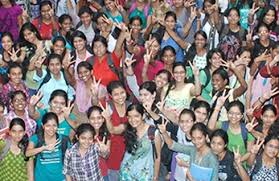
[
  {"left": 62, "top": 101, "right": 74, "bottom": 119},
  {"left": 30, "top": 91, "right": 43, "bottom": 107},
  {"left": 8, "top": 48, "right": 20, "bottom": 62},
  {"left": 245, "top": 117, "right": 258, "bottom": 132},
  {"left": 249, "top": 3, "right": 260, "bottom": 16},
  {"left": 143, "top": 48, "right": 153, "bottom": 65},
  {"left": 99, "top": 102, "right": 112, "bottom": 120},
  {"left": 220, "top": 59, "right": 236, "bottom": 70},
  {"left": 189, "top": 61, "right": 199, "bottom": 77},
  {"left": 97, "top": 137, "right": 109, "bottom": 156},
  {"left": 184, "top": 0, "right": 195, "bottom": 8},
  {"left": 62, "top": 54, "right": 75, "bottom": 70},
  {"left": 34, "top": 56, "right": 46, "bottom": 69},
  {"left": 158, "top": 117, "right": 168, "bottom": 134},
  {"left": 261, "top": 87, "right": 279, "bottom": 102},
  {"left": 114, "top": 0, "right": 124, "bottom": 13},
  {"left": 233, "top": 145, "right": 242, "bottom": 165},
  {"left": 90, "top": 76, "right": 101, "bottom": 97},
  {"left": 43, "top": 139, "right": 60, "bottom": 151},
  {"left": 216, "top": 90, "right": 230, "bottom": 109},
  {"left": 250, "top": 138, "right": 264, "bottom": 154},
  {"left": 124, "top": 54, "right": 136, "bottom": 67}
]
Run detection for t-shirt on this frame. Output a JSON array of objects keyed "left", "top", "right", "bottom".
[
  {"left": 36, "top": 109, "right": 76, "bottom": 137},
  {"left": 32, "top": 18, "right": 59, "bottom": 40},
  {"left": 199, "top": 69, "right": 212, "bottom": 102},
  {"left": 218, "top": 151, "right": 242, "bottom": 181},
  {"left": 0, "top": 140, "right": 28, "bottom": 181},
  {"left": 30, "top": 134, "right": 68, "bottom": 181}
]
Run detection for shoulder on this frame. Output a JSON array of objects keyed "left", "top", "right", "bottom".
[{"left": 30, "top": 134, "right": 39, "bottom": 145}]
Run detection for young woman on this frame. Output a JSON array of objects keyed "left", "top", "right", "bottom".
[
  {"left": 0, "top": 0, "right": 23, "bottom": 41},
  {"left": 100, "top": 80, "right": 128, "bottom": 180},
  {"left": 210, "top": 129, "right": 249, "bottom": 181},
  {"left": 87, "top": 106, "right": 111, "bottom": 181},
  {"left": 128, "top": 0, "right": 152, "bottom": 29},
  {"left": 56, "top": 14, "right": 74, "bottom": 50},
  {"left": 208, "top": 100, "right": 255, "bottom": 158},
  {"left": 28, "top": 89, "right": 76, "bottom": 138},
  {"left": 31, "top": 0, "right": 58, "bottom": 40},
  {"left": 191, "top": 100, "right": 211, "bottom": 125},
  {"left": 63, "top": 123, "right": 109, "bottom": 181},
  {"left": 33, "top": 53, "right": 75, "bottom": 108},
  {"left": 159, "top": 122, "right": 218, "bottom": 181},
  {"left": 161, "top": 62, "right": 201, "bottom": 123},
  {"left": 26, "top": 112, "right": 71, "bottom": 181},
  {"left": 0, "top": 62, "right": 29, "bottom": 108},
  {"left": 4, "top": 90, "right": 36, "bottom": 137},
  {"left": 161, "top": 45, "right": 176, "bottom": 74},
  {"left": 119, "top": 103, "right": 161, "bottom": 180},
  {"left": 0, "top": 118, "right": 31, "bottom": 181},
  {"left": 248, "top": 134, "right": 279, "bottom": 181},
  {"left": 104, "top": 0, "right": 127, "bottom": 23}
]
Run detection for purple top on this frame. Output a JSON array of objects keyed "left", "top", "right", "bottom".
[{"left": 0, "top": 5, "right": 22, "bottom": 40}]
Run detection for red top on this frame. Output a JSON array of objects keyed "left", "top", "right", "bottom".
[
  {"left": 32, "top": 18, "right": 59, "bottom": 40},
  {"left": 91, "top": 52, "right": 121, "bottom": 86},
  {"left": 105, "top": 103, "right": 127, "bottom": 170},
  {"left": 95, "top": 135, "right": 109, "bottom": 176}
]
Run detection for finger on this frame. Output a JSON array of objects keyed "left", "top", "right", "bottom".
[
  {"left": 222, "top": 89, "right": 226, "bottom": 97},
  {"left": 7, "top": 51, "right": 13, "bottom": 56},
  {"left": 237, "top": 145, "right": 240, "bottom": 154},
  {"left": 252, "top": 122, "right": 258, "bottom": 129},
  {"left": 271, "top": 90, "right": 279, "bottom": 97},
  {"left": 15, "top": 49, "right": 20, "bottom": 55},
  {"left": 271, "top": 87, "right": 279, "bottom": 93},
  {"left": 130, "top": 54, "right": 134, "bottom": 60},
  {"left": 97, "top": 78, "right": 101, "bottom": 86},
  {"left": 99, "top": 102, "right": 105, "bottom": 110},
  {"left": 256, "top": 137, "right": 260, "bottom": 145},
  {"left": 259, "top": 139, "right": 264, "bottom": 147},
  {"left": 232, "top": 146, "right": 236, "bottom": 154},
  {"left": 189, "top": 61, "right": 193, "bottom": 69}
]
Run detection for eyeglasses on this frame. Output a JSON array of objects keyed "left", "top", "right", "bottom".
[{"left": 227, "top": 112, "right": 242, "bottom": 118}]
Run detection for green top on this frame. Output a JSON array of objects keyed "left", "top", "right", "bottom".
[
  {"left": 171, "top": 141, "right": 219, "bottom": 181},
  {"left": 0, "top": 140, "right": 28, "bottom": 181}
]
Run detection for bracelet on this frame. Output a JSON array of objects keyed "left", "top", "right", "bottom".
[{"left": 258, "top": 97, "right": 264, "bottom": 104}]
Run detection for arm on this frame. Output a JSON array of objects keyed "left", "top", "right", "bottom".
[
  {"left": 27, "top": 159, "right": 34, "bottom": 181},
  {"left": 153, "top": 132, "right": 162, "bottom": 181},
  {"left": 105, "top": 117, "right": 126, "bottom": 135},
  {"left": 25, "top": 141, "right": 44, "bottom": 157},
  {"left": 190, "top": 63, "right": 201, "bottom": 96},
  {"left": 113, "top": 25, "right": 127, "bottom": 58},
  {"left": 232, "top": 67, "right": 248, "bottom": 99},
  {"left": 165, "top": 26, "right": 188, "bottom": 49}
]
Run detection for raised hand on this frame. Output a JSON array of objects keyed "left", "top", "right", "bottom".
[
  {"left": 62, "top": 54, "right": 75, "bottom": 70},
  {"left": 245, "top": 106, "right": 256, "bottom": 118},
  {"left": 43, "top": 139, "right": 60, "bottom": 151},
  {"left": 261, "top": 87, "right": 279, "bottom": 102},
  {"left": 189, "top": 61, "right": 199, "bottom": 77},
  {"left": 62, "top": 100, "right": 74, "bottom": 119},
  {"left": 215, "top": 90, "right": 230, "bottom": 109},
  {"left": 99, "top": 102, "right": 112, "bottom": 120},
  {"left": 233, "top": 145, "right": 242, "bottom": 165},
  {"left": 34, "top": 56, "right": 46, "bottom": 69},
  {"left": 255, "top": 49, "right": 272, "bottom": 63},
  {"left": 156, "top": 99, "right": 166, "bottom": 113},
  {"left": 245, "top": 117, "right": 258, "bottom": 132},
  {"left": 189, "top": 6, "right": 197, "bottom": 21},
  {"left": 90, "top": 76, "right": 101, "bottom": 97},
  {"left": 220, "top": 59, "right": 236, "bottom": 70},
  {"left": 124, "top": 54, "right": 136, "bottom": 67},
  {"left": 8, "top": 48, "right": 20, "bottom": 62},
  {"left": 250, "top": 138, "right": 264, "bottom": 154},
  {"left": 114, "top": 0, "right": 124, "bottom": 13},
  {"left": 158, "top": 117, "right": 168, "bottom": 134},
  {"left": 184, "top": 0, "right": 196, "bottom": 8},
  {"left": 249, "top": 3, "right": 260, "bottom": 16},
  {"left": 246, "top": 28, "right": 253, "bottom": 43},
  {"left": 97, "top": 136, "right": 109, "bottom": 155},
  {"left": 143, "top": 48, "right": 153, "bottom": 65},
  {"left": 30, "top": 91, "right": 43, "bottom": 107}
]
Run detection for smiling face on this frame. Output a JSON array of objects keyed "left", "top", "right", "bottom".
[
  {"left": 60, "top": 18, "right": 72, "bottom": 32},
  {"left": 162, "top": 49, "right": 175, "bottom": 66},
  {"left": 191, "top": 129, "right": 207, "bottom": 150},
  {"left": 258, "top": 26, "right": 269, "bottom": 41},
  {"left": 227, "top": 106, "right": 243, "bottom": 125},
  {"left": 49, "top": 96, "right": 66, "bottom": 114},
  {"left": 9, "top": 124, "right": 25, "bottom": 143},
  {"left": 78, "top": 66, "right": 91, "bottom": 82},
  {"left": 104, "top": 0, "right": 116, "bottom": 12},
  {"left": 8, "top": 67, "right": 23, "bottom": 84},
  {"left": 212, "top": 73, "right": 227, "bottom": 92},
  {"left": 127, "top": 109, "right": 144, "bottom": 128},
  {"left": 43, "top": 119, "right": 58, "bottom": 137},
  {"left": 263, "top": 10, "right": 276, "bottom": 25},
  {"left": 195, "top": 33, "right": 206, "bottom": 49},
  {"left": 48, "top": 58, "right": 62, "bottom": 76},
  {"left": 194, "top": 107, "right": 208, "bottom": 124},
  {"left": 139, "top": 88, "right": 156, "bottom": 104},
  {"left": 41, "top": 4, "right": 52, "bottom": 20},
  {"left": 210, "top": 52, "right": 222, "bottom": 69},
  {"left": 111, "top": 87, "right": 127, "bottom": 105},
  {"left": 261, "top": 110, "right": 277, "bottom": 128},
  {"left": 53, "top": 40, "right": 65, "bottom": 55},
  {"left": 12, "top": 93, "right": 26, "bottom": 112},
  {"left": 165, "top": 15, "right": 176, "bottom": 30},
  {"left": 228, "top": 9, "right": 240, "bottom": 25},
  {"left": 173, "top": 65, "right": 186, "bottom": 83},
  {"left": 1, "top": 35, "right": 13, "bottom": 52},
  {"left": 23, "top": 29, "right": 38, "bottom": 44},
  {"left": 73, "top": 37, "right": 86, "bottom": 52},
  {"left": 78, "top": 131, "right": 94, "bottom": 150},
  {"left": 154, "top": 72, "right": 169, "bottom": 88},
  {"left": 89, "top": 110, "right": 105, "bottom": 130},
  {"left": 93, "top": 41, "right": 107, "bottom": 58},
  {"left": 179, "top": 113, "right": 194, "bottom": 134},
  {"left": 80, "top": 12, "right": 91, "bottom": 27}
]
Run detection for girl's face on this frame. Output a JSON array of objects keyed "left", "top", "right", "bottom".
[
  {"left": 264, "top": 139, "right": 279, "bottom": 159},
  {"left": 23, "top": 29, "right": 38, "bottom": 43},
  {"left": 73, "top": 37, "right": 86, "bottom": 51},
  {"left": 80, "top": 12, "right": 91, "bottom": 26},
  {"left": 194, "top": 107, "right": 208, "bottom": 124},
  {"left": 154, "top": 72, "right": 169, "bottom": 88},
  {"left": 139, "top": 88, "right": 155, "bottom": 104},
  {"left": 210, "top": 136, "right": 226, "bottom": 156},
  {"left": 258, "top": 26, "right": 269, "bottom": 41},
  {"left": 78, "top": 131, "right": 94, "bottom": 150},
  {"left": 179, "top": 113, "right": 194, "bottom": 133},
  {"left": 12, "top": 94, "right": 26, "bottom": 112},
  {"left": 239, "top": 51, "right": 251, "bottom": 66},
  {"left": 162, "top": 50, "right": 175, "bottom": 66},
  {"left": 8, "top": 67, "right": 23, "bottom": 84},
  {"left": 130, "top": 19, "right": 142, "bottom": 34},
  {"left": 89, "top": 110, "right": 105, "bottom": 130},
  {"left": 149, "top": 38, "right": 160, "bottom": 58},
  {"left": 41, "top": 4, "right": 52, "bottom": 20},
  {"left": 165, "top": 16, "right": 176, "bottom": 30},
  {"left": 261, "top": 110, "right": 277, "bottom": 128},
  {"left": 104, "top": 0, "right": 116, "bottom": 11},
  {"left": 191, "top": 129, "right": 207, "bottom": 150},
  {"left": 195, "top": 34, "right": 206, "bottom": 49},
  {"left": 210, "top": 52, "right": 222, "bottom": 69},
  {"left": 9, "top": 125, "right": 25, "bottom": 143},
  {"left": 48, "top": 58, "right": 62, "bottom": 75},
  {"left": 272, "top": 47, "right": 279, "bottom": 58},
  {"left": 264, "top": 10, "right": 276, "bottom": 25},
  {"left": 53, "top": 41, "right": 65, "bottom": 55},
  {"left": 228, "top": 9, "right": 240, "bottom": 25},
  {"left": 172, "top": 0, "right": 183, "bottom": 7},
  {"left": 212, "top": 74, "right": 227, "bottom": 91},
  {"left": 50, "top": 96, "right": 66, "bottom": 114},
  {"left": 173, "top": 66, "right": 186, "bottom": 83},
  {"left": 60, "top": 18, "right": 72, "bottom": 32},
  {"left": 93, "top": 41, "right": 107, "bottom": 58},
  {"left": 204, "top": 1, "right": 214, "bottom": 15},
  {"left": 111, "top": 87, "right": 127, "bottom": 105},
  {"left": 227, "top": 106, "right": 243, "bottom": 124},
  {"left": 78, "top": 66, "right": 91, "bottom": 82},
  {"left": 1, "top": 36, "right": 13, "bottom": 51},
  {"left": 127, "top": 109, "right": 144, "bottom": 128},
  {"left": 43, "top": 119, "right": 58, "bottom": 136}
]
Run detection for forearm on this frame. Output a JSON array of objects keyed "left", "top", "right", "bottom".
[
  {"left": 233, "top": 69, "right": 247, "bottom": 99},
  {"left": 65, "top": 117, "right": 77, "bottom": 129},
  {"left": 208, "top": 108, "right": 220, "bottom": 130},
  {"left": 161, "top": 132, "right": 173, "bottom": 149},
  {"left": 144, "top": 24, "right": 154, "bottom": 40},
  {"left": 65, "top": 175, "right": 72, "bottom": 181},
  {"left": 235, "top": 163, "right": 250, "bottom": 181},
  {"left": 27, "top": 159, "right": 34, "bottom": 181},
  {"left": 183, "top": 18, "right": 194, "bottom": 37},
  {"left": 142, "top": 63, "right": 149, "bottom": 82},
  {"left": 26, "top": 146, "right": 44, "bottom": 157},
  {"left": 166, "top": 26, "right": 188, "bottom": 49},
  {"left": 193, "top": 75, "right": 201, "bottom": 96},
  {"left": 28, "top": 105, "right": 39, "bottom": 120}
]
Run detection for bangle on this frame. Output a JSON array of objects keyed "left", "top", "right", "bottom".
[{"left": 258, "top": 97, "right": 264, "bottom": 104}]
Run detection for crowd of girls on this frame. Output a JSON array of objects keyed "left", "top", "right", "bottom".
[{"left": 0, "top": 0, "right": 279, "bottom": 181}]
